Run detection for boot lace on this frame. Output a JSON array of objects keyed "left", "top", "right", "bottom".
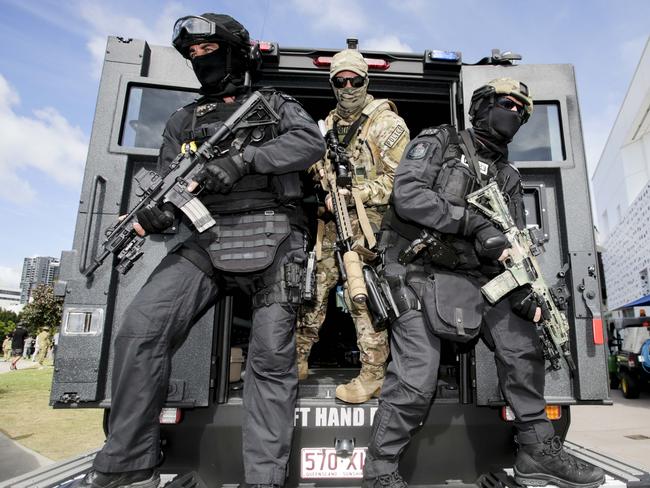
[
  {"left": 541, "top": 436, "right": 591, "bottom": 472},
  {"left": 378, "top": 472, "right": 407, "bottom": 488}
]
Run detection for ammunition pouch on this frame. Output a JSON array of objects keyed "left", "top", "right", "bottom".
[
  {"left": 251, "top": 260, "right": 311, "bottom": 308},
  {"left": 407, "top": 270, "right": 484, "bottom": 343},
  {"left": 199, "top": 211, "right": 290, "bottom": 273}
]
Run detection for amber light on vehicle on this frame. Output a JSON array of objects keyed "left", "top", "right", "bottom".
[{"left": 501, "top": 405, "right": 562, "bottom": 421}]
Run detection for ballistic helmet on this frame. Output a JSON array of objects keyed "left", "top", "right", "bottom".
[
  {"left": 172, "top": 13, "right": 250, "bottom": 59},
  {"left": 469, "top": 78, "right": 534, "bottom": 123}
]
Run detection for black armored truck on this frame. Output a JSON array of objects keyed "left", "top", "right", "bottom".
[{"left": 7, "top": 36, "right": 650, "bottom": 488}]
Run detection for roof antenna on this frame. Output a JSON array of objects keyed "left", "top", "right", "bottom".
[{"left": 347, "top": 38, "right": 359, "bottom": 50}]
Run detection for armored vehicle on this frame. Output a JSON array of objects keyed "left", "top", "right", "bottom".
[{"left": 6, "top": 38, "right": 650, "bottom": 488}]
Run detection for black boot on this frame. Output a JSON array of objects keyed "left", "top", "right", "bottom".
[
  {"left": 514, "top": 436, "right": 605, "bottom": 488},
  {"left": 362, "top": 471, "right": 408, "bottom": 488},
  {"left": 69, "top": 469, "right": 159, "bottom": 488}
]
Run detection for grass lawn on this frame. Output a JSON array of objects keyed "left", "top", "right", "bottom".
[{"left": 0, "top": 365, "right": 105, "bottom": 461}]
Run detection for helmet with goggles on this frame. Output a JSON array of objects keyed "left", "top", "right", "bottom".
[
  {"left": 172, "top": 13, "right": 250, "bottom": 59},
  {"left": 469, "top": 77, "right": 533, "bottom": 123}
]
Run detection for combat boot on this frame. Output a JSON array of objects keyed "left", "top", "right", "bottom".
[
  {"left": 362, "top": 472, "right": 407, "bottom": 488},
  {"left": 514, "top": 436, "right": 605, "bottom": 488},
  {"left": 335, "top": 367, "right": 383, "bottom": 404},
  {"left": 69, "top": 468, "right": 159, "bottom": 488}
]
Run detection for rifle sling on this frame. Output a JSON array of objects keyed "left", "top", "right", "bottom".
[{"left": 458, "top": 129, "right": 486, "bottom": 188}]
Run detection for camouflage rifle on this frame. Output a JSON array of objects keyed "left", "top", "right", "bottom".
[
  {"left": 317, "top": 120, "right": 367, "bottom": 304},
  {"left": 467, "top": 182, "right": 576, "bottom": 372},
  {"left": 82, "top": 91, "right": 280, "bottom": 277}
]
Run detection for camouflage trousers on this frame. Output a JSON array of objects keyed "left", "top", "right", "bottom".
[{"left": 296, "top": 218, "right": 388, "bottom": 378}]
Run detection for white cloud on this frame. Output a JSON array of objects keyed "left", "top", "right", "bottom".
[
  {"left": 0, "top": 266, "right": 22, "bottom": 290},
  {"left": 78, "top": 2, "right": 186, "bottom": 78},
  {"left": 291, "top": 0, "right": 367, "bottom": 36},
  {"left": 0, "top": 74, "right": 88, "bottom": 204},
  {"left": 364, "top": 35, "right": 413, "bottom": 53}
]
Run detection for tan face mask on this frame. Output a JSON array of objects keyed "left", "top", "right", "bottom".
[{"left": 333, "top": 79, "right": 369, "bottom": 117}]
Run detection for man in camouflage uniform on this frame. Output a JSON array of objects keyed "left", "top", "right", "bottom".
[{"left": 296, "top": 47, "right": 410, "bottom": 404}]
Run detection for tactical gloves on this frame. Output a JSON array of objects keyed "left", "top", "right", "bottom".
[
  {"left": 195, "top": 151, "right": 250, "bottom": 193},
  {"left": 509, "top": 288, "right": 539, "bottom": 322},
  {"left": 135, "top": 203, "right": 175, "bottom": 234},
  {"left": 462, "top": 210, "right": 510, "bottom": 260}
]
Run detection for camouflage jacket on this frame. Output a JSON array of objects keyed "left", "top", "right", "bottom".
[{"left": 324, "top": 95, "right": 410, "bottom": 208}]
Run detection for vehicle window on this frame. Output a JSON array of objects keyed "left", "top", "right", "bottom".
[
  {"left": 509, "top": 102, "right": 564, "bottom": 161},
  {"left": 120, "top": 85, "right": 197, "bottom": 149}
]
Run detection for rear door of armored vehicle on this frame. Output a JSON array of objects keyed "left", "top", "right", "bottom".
[{"left": 50, "top": 38, "right": 610, "bottom": 486}]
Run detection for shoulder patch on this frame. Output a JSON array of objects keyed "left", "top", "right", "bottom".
[
  {"left": 418, "top": 127, "right": 439, "bottom": 137},
  {"left": 294, "top": 104, "right": 315, "bottom": 123},
  {"left": 406, "top": 141, "right": 430, "bottom": 160},
  {"left": 384, "top": 124, "right": 406, "bottom": 148}
]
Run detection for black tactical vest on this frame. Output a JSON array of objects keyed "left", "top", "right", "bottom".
[{"left": 183, "top": 91, "right": 301, "bottom": 214}]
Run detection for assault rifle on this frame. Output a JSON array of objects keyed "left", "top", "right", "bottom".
[
  {"left": 317, "top": 120, "right": 367, "bottom": 304},
  {"left": 82, "top": 91, "right": 279, "bottom": 277},
  {"left": 467, "top": 182, "right": 576, "bottom": 372}
]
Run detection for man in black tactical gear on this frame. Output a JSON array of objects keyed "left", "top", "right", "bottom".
[
  {"left": 72, "top": 13, "right": 325, "bottom": 488},
  {"left": 362, "top": 78, "right": 605, "bottom": 488}
]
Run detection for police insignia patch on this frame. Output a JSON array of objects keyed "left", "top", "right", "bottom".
[
  {"left": 407, "top": 142, "right": 429, "bottom": 160},
  {"left": 295, "top": 106, "right": 314, "bottom": 122},
  {"left": 384, "top": 125, "right": 406, "bottom": 148}
]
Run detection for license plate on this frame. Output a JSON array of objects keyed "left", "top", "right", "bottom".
[{"left": 300, "top": 447, "right": 367, "bottom": 478}]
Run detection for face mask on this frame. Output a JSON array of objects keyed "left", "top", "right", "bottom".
[
  {"left": 191, "top": 49, "right": 229, "bottom": 90},
  {"left": 333, "top": 81, "right": 368, "bottom": 117},
  {"left": 488, "top": 105, "right": 523, "bottom": 142}
]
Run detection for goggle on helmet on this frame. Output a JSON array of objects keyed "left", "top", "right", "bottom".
[{"left": 172, "top": 14, "right": 250, "bottom": 59}]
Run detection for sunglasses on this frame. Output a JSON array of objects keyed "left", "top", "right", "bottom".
[
  {"left": 331, "top": 75, "right": 366, "bottom": 89},
  {"left": 496, "top": 96, "right": 526, "bottom": 117}
]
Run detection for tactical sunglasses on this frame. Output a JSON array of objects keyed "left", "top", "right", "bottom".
[
  {"left": 496, "top": 96, "right": 526, "bottom": 117},
  {"left": 172, "top": 16, "right": 216, "bottom": 45},
  {"left": 331, "top": 75, "right": 366, "bottom": 89}
]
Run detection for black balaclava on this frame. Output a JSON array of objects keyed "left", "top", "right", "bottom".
[
  {"left": 190, "top": 45, "right": 248, "bottom": 96},
  {"left": 472, "top": 97, "right": 523, "bottom": 159}
]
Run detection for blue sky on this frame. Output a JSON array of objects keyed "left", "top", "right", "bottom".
[{"left": 0, "top": 0, "right": 648, "bottom": 289}]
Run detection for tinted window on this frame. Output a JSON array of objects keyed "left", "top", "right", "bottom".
[
  {"left": 120, "top": 86, "right": 197, "bottom": 149},
  {"left": 509, "top": 103, "right": 564, "bottom": 161}
]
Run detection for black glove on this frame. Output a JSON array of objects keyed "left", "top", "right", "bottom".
[
  {"left": 509, "top": 288, "right": 539, "bottom": 322},
  {"left": 195, "top": 151, "right": 250, "bottom": 194},
  {"left": 135, "top": 203, "right": 175, "bottom": 234},
  {"left": 462, "top": 210, "right": 509, "bottom": 260}
]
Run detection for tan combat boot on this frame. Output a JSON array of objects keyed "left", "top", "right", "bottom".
[
  {"left": 297, "top": 352, "right": 309, "bottom": 381},
  {"left": 335, "top": 367, "right": 384, "bottom": 404}
]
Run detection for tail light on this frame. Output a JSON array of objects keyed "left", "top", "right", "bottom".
[
  {"left": 159, "top": 408, "right": 182, "bottom": 424},
  {"left": 501, "top": 405, "right": 562, "bottom": 421}
]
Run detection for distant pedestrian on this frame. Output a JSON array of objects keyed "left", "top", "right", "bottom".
[
  {"left": 2, "top": 335, "right": 11, "bottom": 361},
  {"left": 52, "top": 331, "right": 59, "bottom": 362},
  {"left": 10, "top": 323, "right": 29, "bottom": 370},
  {"left": 22, "top": 336, "right": 34, "bottom": 358},
  {"left": 35, "top": 327, "right": 51, "bottom": 366}
]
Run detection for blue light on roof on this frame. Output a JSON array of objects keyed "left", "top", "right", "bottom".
[{"left": 429, "top": 50, "right": 460, "bottom": 62}]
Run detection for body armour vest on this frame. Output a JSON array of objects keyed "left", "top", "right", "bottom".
[
  {"left": 385, "top": 126, "right": 499, "bottom": 270},
  {"left": 184, "top": 90, "right": 302, "bottom": 214}
]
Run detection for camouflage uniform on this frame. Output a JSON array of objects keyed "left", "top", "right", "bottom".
[
  {"left": 35, "top": 329, "right": 50, "bottom": 366},
  {"left": 297, "top": 49, "right": 410, "bottom": 403}
]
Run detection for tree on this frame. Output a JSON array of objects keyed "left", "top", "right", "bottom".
[
  {"left": 0, "top": 308, "right": 19, "bottom": 337},
  {"left": 20, "top": 285, "right": 63, "bottom": 335}
]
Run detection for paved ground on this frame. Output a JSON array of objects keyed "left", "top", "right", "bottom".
[
  {"left": 0, "top": 357, "right": 41, "bottom": 374},
  {"left": 567, "top": 388, "right": 650, "bottom": 472}
]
